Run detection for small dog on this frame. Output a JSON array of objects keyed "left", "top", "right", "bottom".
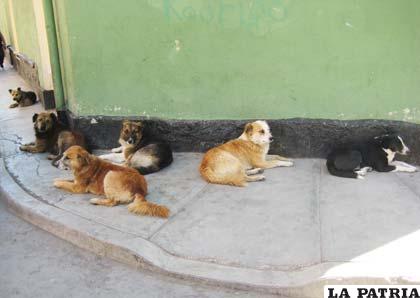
[
  {"left": 20, "top": 112, "right": 86, "bottom": 167},
  {"left": 199, "top": 120, "right": 293, "bottom": 186},
  {"left": 54, "top": 146, "right": 170, "bottom": 218},
  {"left": 326, "top": 134, "right": 417, "bottom": 179},
  {"left": 8, "top": 87, "right": 37, "bottom": 108},
  {"left": 100, "top": 120, "right": 173, "bottom": 175}
]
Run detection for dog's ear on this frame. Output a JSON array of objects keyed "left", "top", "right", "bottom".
[
  {"left": 378, "top": 135, "right": 397, "bottom": 151},
  {"left": 245, "top": 123, "right": 253, "bottom": 134},
  {"left": 76, "top": 152, "right": 90, "bottom": 166},
  {"left": 133, "top": 121, "right": 143, "bottom": 129},
  {"left": 50, "top": 113, "right": 58, "bottom": 123},
  {"left": 32, "top": 113, "right": 39, "bottom": 123},
  {"left": 17, "top": 87, "right": 21, "bottom": 91},
  {"left": 8, "top": 89, "right": 12, "bottom": 94}
]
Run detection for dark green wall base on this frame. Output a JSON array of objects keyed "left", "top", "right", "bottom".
[
  {"left": 68, "top": 112, "right": 420, "bottom": 165},
  {"left": 8, "top": 47, "right": 56, "bottom": 110}
]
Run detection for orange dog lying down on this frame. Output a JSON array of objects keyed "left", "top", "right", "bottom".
[
  {"left": 54, "top": 146, "right": 169, "bottom": 218},
  {"left": 200, "top": 120, "right": 293, "bottom": 187}
]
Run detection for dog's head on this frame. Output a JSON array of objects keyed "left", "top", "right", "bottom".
[
  {"left": 32, "top": 112, "right": 58, "bottom": 134},
  {"left": 376, "top": 134, "right": 410, "bottom": 155},
  {"left": 9, "top": 87, "right": 22, "bottom": 102},
  {"left": 119, "top": 120, "right": 143, "bottom": 146},
  {"left": 58, "top": 145, "right": 91, "bottom": 171},
  {"left": 241, "top": 120, "right": 273, "bottom": 145}
]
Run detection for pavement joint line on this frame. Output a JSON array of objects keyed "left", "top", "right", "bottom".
[
  {"left": 52, "top": 204, "right": 143, "bottom": 238},
  {"left": 393, "top": 173, "right": 420, "bottom": 201},
  {"left": 316, "top": 160, "right": 324, "bottom": 263},
  {"left": 147, "top": 183, "right": 211, "bottom": 240}
]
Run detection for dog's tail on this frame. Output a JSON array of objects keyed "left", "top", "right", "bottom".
[
  {"left": 127, "top": 194, "right": 170, "bottom": 218},
  {"left": 326, "top": 158, "right": 358, "bottom": 179}
]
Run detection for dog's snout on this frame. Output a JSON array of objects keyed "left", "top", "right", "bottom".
[
  {"left": 269, "top": 136, "right": 274, "bottom": 141},
  {"left": 128, "top": 137, "right": 134, "bottom": 144}
]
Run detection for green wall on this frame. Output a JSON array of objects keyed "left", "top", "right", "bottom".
[
  {"left": 0, "top": 0, "right": 11, "bottom": 44},
  {"left": 11, "top": 0, "right": 41, "bottom": 65},
  {"left": 38, "top": 1, "right": 420, "bottom": 122},
  {"left": 0, "top": 0, "right": 51, "bottom": 89}
]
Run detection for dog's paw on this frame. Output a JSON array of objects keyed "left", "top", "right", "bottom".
[
  {"left": 355, "top": 167, "right": 371, "bottom": 176},
  {"left": 47, "top": 154, "right": 57, "bottom": 160},
  {"left": 19, "top": 145, "right": 27, "bottom": 151},
  {"left": 278, "top": 160, "right": 294, "bottom": 167},
  {"left": 111, "top": 147, "right": 122, "bottom": 153},
  {"left": 356, "top": 174, "right": 365, "bottom": 180},
  {"left": 255, "top": 168, "right": 264, "bottom": 174},
  {"left": 407, "top": 166, "right": 418, "bottom": 173},
  {"left": 89, "top": 198, "right": 100, "bottom": 205},
  {"left": 273, "top": 155, "right": 293, "bottom": 162},
  {"left": 53, "top": 179, "right": 64, "bottom": 188}
]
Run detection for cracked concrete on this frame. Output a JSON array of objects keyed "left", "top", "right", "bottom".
[{"left": 2, "top": 66, "right": 420, "bottom": 297}]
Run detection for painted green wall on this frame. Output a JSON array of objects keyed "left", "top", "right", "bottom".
[
  {"left": 11, "top": 0, "right": 41, "bottom": 65},
  {"left": 38, "top": 1, "right": 420, "bottom": 122},
  {"left": 1, "top": 0, "right": 51, "bottom": 89},
  {"left": 0, "top": 0, "right": 11, "bottom": 44}
]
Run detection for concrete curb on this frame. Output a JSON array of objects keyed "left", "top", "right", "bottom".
[{"left": 1, "top": 158, "right": 419, "bottom": 297}]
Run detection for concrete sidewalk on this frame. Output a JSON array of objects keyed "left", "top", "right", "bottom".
[{"left": 1, "top": 66, "right": 420, "bottom": 297}]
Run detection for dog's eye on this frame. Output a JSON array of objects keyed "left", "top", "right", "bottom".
[{"left": 260, "top": 130, "right": 265, "bottom": 134}]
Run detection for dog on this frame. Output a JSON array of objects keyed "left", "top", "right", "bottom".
[
  {"left": 199, "top": 120, "right": 293, "bottom": 186},
  {"left": 8, "top": 87, "right": 37, "bottom": 108},
  {"left": 326, "top": 134, "right": 417, "bottom": 179},
  {"left": 100, "top": 120, "right": 173, "bottom": 175},
  {"left": 20, "top": 112, "right": 86, "bottom": 167},
  {"left": 54, "top": 146, "right": 170, "bottom": 218}
]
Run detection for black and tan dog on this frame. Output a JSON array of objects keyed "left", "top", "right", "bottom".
[
  {"left": 20, "top": 112, "right": 86, "bottom": 167},
  {"left": 8, "top": 87, "right": 37, "bottom": 108},
  {"left": 100, "top": 120, "right": 173, "bottom": 175}
]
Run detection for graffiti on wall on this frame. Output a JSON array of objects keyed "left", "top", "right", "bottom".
[{"left": 162, "top": 0, "right": 292, "bottom": 35}]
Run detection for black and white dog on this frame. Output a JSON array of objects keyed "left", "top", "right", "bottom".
[{"left": 326, "top": 134, "right": 417, "bottom": 179}]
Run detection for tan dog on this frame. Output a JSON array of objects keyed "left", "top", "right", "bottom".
[
  {"left": 199, "top": 120, "right": 293, "bottom": 186},
  {"left": 54, "top": 146, "right": 169, "bottom": 218}
]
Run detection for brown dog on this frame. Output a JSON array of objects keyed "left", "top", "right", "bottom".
[
  {"left": 20, "top": 112, "right": 86, "bottom": 167},
  {"left": 54, "top": 146, "right": 169, "bottom": 218},
  {"left": 8, "top": 87, "right": 37, "bottom": 108},
  {"left": 200, "top": 120, "right": 293, "bottom": 187}
]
